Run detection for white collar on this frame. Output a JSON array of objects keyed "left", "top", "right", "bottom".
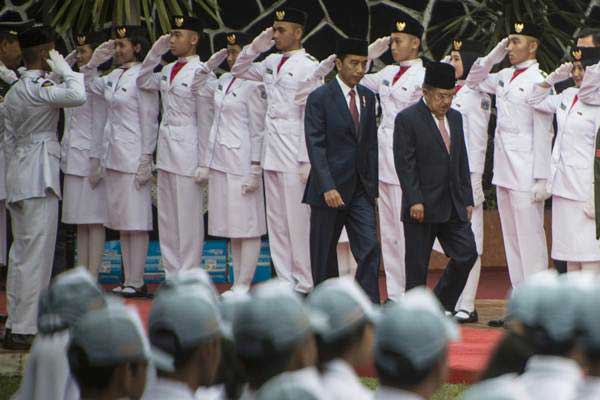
[
  {"left": 336, "top": 74, "right": 357, "bottom": 96},
  {"left": 513, "top": 59, "right": 537, "bottom": 69},
  {"left": 399, "top": 58, "right": 421, "bottom": 68},
  {"left": 524, "top": 355, "right": 583, "bottom": 380},
  {"left": 176, "top": 55, "right": 199, "bottom": 63},
  {"left": 152, "top": 378, "right": 195, "bottom": 398},
  {"left": 326, "top": 358, "right": 359, "bottom": 379},
  {"left": 282, "top": 48, "right": 304, "bottom": 57},
  {"left": 375, "top": 386, "right": 425, "bottom": 400},
  {"left": 22, "top": 69, "right": 45, "bottom": 78}
]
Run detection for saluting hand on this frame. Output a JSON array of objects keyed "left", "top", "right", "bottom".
[
  {"left": 324, "top": 189, "right": 345, "bottom": 208},
  {"left": 368, "top": 36, "right": 390, "bottom": 60},
  {"left": 250, "top": 27, "right": 275, "bottom": 53},
  {"left": 150, "top": 34, "right": 171, "bottom": 57},
  {"left": 410, "top": 203, "right": 425, "bottom": 223}
]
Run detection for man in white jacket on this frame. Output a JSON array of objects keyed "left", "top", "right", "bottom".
[{"left": 3, "top": 26, "right": 86, "bottom": 350}]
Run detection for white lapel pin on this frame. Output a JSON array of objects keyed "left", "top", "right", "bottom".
[{"left": 362, "top": 96, "right": 366, "bottom": 107}]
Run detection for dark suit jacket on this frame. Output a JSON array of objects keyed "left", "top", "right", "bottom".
[
  {"left": 302, "top": 78, "right": 378, "bottom": 207},
  {"left": 393, "top": 99, "right": 473, "bottom": 223}
]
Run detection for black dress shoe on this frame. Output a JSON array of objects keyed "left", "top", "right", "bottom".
[
  {"left": 454, "top": 309, "right": 479, "bottom": 324},
  {"left": 3, "top": 332, "right": 34, "bottom": 351},
  {"left": 488, "top": 318, "right": 505, "bottom": 328},
  {"left": 120, "top": 284, "right": 148, "bottom": 298}
]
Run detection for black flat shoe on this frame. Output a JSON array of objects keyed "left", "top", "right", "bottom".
[
  {"left": 488, "top": 317, "right": 505, "bottom": 328},
  {"left": 454, "top": 309, "right": 478, "bottom": 324},
  {"left": 3, "top": 332, "right": 34, "bottom": 351},
  {"left": 120, "top": 284, "right": 148, "bottom": 298}
]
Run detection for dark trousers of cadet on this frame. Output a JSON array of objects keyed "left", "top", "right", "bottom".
[
  {"left": 404, "top": 206, "right": 478, "bottom": 311},
  {"left": 310, "top": 189, "right": 381, "bottom": 303}
]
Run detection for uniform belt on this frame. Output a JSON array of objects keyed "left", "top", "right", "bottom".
[{"left": 15, "top": 131, "right": 57, "bottom": 146}]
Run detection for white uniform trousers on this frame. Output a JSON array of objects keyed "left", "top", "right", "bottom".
[
  {"left": 0, "top": 200, "right": 6, "bottom": 266},
  {"left": 378, "top": 182, "right": 406, "bottom": 301},
  {"left": 434, "top": 204, "right": 484, "bottom": 313},
  {"left": 264, "top": 170, "right": 312, "bottom": 293},
  {"left": 497, "top": 186, "right": 548, "bottom": 288},
  {"left": 337, "top": 228, "right": 358, "bottom": 277},
  {"left": 157, "top": 170, "right": 204, "bottom": 277},
  {"left": 13, "top": 331, "right": 79, "bottom": 400},
  {"left": 6, "top": 195, "right": 58, "bottom": 335}
]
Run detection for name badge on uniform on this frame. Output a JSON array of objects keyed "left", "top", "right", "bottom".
[
  {"left": 498, "top": 80, "right": 504, "bottom": 87},
  {"left": 401, "top": 87, "right": 407, "bottom": 91},
  {"left": 260, "top": 88, "right": 267, "bottom": 99},
  {"left": 107, "top": 81, "right": 113, "bottom": 87},
  {"left": 382, "top": 79, "right": 390, "bottom": 87},
  {"left": 218, "top": 84, "right": 223, "bottom": 91},
  {"left": 518, "top": 87, "right": 524, "bottom": 92},
  {"left": 288, "top": 72, "right": 294, "bottom": 77},
  {"left": 481, "top": 99, "right": 490, "bottom": 110},
  {"left": 181, "top": 82, "right": 188, "bottom": 87},
  {"left": 161, "top": 75, "right": 167, "bottom": 81},
  {"left": 266, "top": 68, "right": 273, "bottom": 75},
  {"left": 577, "top": 111, "right": 582, "bottom": 116},
  {"left": 559, "top": 102, "right": 566, "bottom": 110},
  {"left": 121, "top": 88, "right": 127, "bottom": 92},
  {"left": 231, "top": 92, "right": 237, "bottom": 97}
]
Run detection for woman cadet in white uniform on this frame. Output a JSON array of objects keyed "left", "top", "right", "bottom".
[
  {"left": 434, "top": 39, "right": 491, "bottom": 323},
  {"left": 60, "top": 31, "right": 108, "bottom": 279},
  {"left": 528, "top": 47, "right": 600, "bottom": 272},
  {"left": 204, "top": 32, "right": 267, "bottom": 291},
  {"left": 87, "top": 26, "right": 159, "bottom": 297}
]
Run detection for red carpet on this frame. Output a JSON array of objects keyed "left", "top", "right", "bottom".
[{"left": 0, "top": 267, "right": 510, "bottom": 384}]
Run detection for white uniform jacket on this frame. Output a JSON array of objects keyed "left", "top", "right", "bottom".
[
  {"left": 374, "top": 386, "right": 424, "bottom": 400},
  {"left": 142, "top": 378, "right": 195, "bottom": 400},
  {"left": 231, "top": 47, "right": 318, "bottom": 172},
  {"left": 322, "top": 359, "right": 373, "bottom": 400},
  {"left": 360, "top": 59, "right": 425, "bottom": 184},
  {"left": 453, "top": 85, "right": 491, "bottom": 175},
  {"left": 60, "top": 69, "right": 106, "bottom": 176},
  {"left": 137, "top": 55, "right": 215, "bottom": 177},
  {"left": 4, "top": 69, "right": 86, "bottom": 203},
  {"left": 467, "top": 59, "right": 554, "bottom": 191},
  {"left": 517, "top": 355, "right": 583, "bottom": 400},
  {"left": 204, "top": 73, "right": 267, "bottom": 175},
  {"left": 528, "top": 86, "right": 600, "bottom": 202},
  {"left": 89, "top": 63, "right": 159, "bottom": 173}
]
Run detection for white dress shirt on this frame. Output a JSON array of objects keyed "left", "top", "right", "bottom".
[{"left": 336, "top": 75, "right": 361, "bottom": 118}]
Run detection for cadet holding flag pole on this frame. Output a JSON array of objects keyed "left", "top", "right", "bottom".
[
  {"left": 3, "top": 26, "right": 86, "bottom": 350},
  {"left": 231, "top": 8, "right": 319, "bottom": 294}
]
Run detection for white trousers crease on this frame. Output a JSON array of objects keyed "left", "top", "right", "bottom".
[{"left": 379, "top": 182, "right": 406, "bottom": 301}]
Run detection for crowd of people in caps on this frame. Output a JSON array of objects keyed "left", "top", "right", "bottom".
[{"left": 1, "top": 4, "right": 600, "bottom": 398}]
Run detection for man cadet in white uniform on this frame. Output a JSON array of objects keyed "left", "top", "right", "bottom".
[
  {"left": 137, "top": 15, "right": 225, "bottom": 277},
  {"left": 2, "top": 26, "right": 86, "bottom": 350},
  {"left": 466, "top": 21, "right": 553, "bottom": 325},
  {"left": 231, "top": 7, "right": 319, "bottom": 294},
  {"left": 361, "top": 16, "right": 426, "bottom": 301}
]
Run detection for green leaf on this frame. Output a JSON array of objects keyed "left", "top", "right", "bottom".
[
  {"left": 124, "top": 0, "right": 132, "bottom": 24},
  {"left": 155, "top": 0, "right": 172, "bottom": 34}
]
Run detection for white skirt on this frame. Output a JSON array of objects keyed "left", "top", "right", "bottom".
[
  {"left": 208, "top": 169, "right": 267, "bottom": 238},
  {"left": 61, "top": 174, "right": 107, "bottom": 224},
  {"left": 104, "top": 169, "right": 152, "bottom": 231},
  {"left": 552, "top": 195, "right": 600, "bottom": 261}
]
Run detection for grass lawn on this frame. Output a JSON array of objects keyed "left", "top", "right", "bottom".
[{"left": 0, "top": 375, "right": 467, "bottom": 399}]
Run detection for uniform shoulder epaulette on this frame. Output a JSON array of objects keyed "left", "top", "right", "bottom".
[
  {"left": 306, "top": 54, "right": 318, "bottom": 62},
  {"left": 539, "top": 70, "right": 548, "bottom": 78}
]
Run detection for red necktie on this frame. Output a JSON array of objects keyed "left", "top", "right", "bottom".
[
  {"left": 170, "top": 61, "right": 186, "bottom": 82},
  {"left": 570, "top": 94, "right": 578, "bottom": 110},
  {"left": 455, "top": 84, "right": 463, "bottom": 93},
  {"left": 392, "top": 66, "right": 410, "bottom": 85},
  {"left": 225, "top": 77, "right": 236, "bottom": 94},
  {"left": 510, "top": 67, "right": 527, "bottom": 82},
  {"left": 436, "top": 116, "right": 451, "bottom": 153},
  {"left": 276, "top": 56, "right": 289, "bottom": 73},
  {"left": 349, "top": 89, "right": 359, "bottom": 132}
]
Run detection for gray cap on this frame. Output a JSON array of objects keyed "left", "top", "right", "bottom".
[
  {"left": 233, "top": 279, "right": 327, "bottom": 357},
  {"left": 149, "top": 286, "right": 222, "bottom": 372},
  {"left": 574, "top": 276, "right": 600, "bottom": 352},
  {"left": 461, "top": 375, "right": 530, "bottom": 400},
  {"left": 38, "top": 267, "right": 105, "bottom": 334},
  {"left": 256, "top": 380, "right": 320, "bottom": 400},
  {"left": 219, "top": 290, "right": 251, "bottom": 340},
  {"left": 307, "top": 276, "right": 380, "bottom": 343},
  {"left": 375, "top": 289, "right": 457, "bottom": 373},
  {"left": 162, "top": 269, "right": 219, "bottom": 305},
  {"left": 69, "top": 302, "right": 150, "bottom": 366},
  {"left": 507, "top": 270, "right": 559, "bottom": 326}
]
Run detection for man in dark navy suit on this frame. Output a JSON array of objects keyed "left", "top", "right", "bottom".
[
  {"left": 303, "top": 38, "right": 380, "bottom": 303},
  {"left": 393, "top": 62, "right": 477, "bottom": 311}
]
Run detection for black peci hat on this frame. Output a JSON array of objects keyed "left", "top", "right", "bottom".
[
  {"left": 73, "top": 31, "right": 107, "bottom": 47},
  {"left": 510, "top": 20, "right": 542, "bottom": 39},
  {"left": 273, "top": 7, "right": 308, "bottom": 27},
  {"left": 570, "top": 46, "right": 600, "bottom": 68},
  {"left": 336, "top": 38, "right": 368, "bottom": 57},
  {"left": 451, "top": 38, "right": 485, "bottom": 80},
  {"left": 171, "top": 15, "right": 203, "bottom": 33},
  {"left": 424, "top": 61, "right": 456, "bottom": 90},
  {"left": 113, "top": 25, "right": 146, "bottom": 40},
  {"left": 392, "top": 15, "right": 424, "bottom": 39},
  {"left": 18, "top": 25, "right": 55, "bottom": 48},
  {"left": 226, "top": 32, "right": 251, "bottom": 47}
]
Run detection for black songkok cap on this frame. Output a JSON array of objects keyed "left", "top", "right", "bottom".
[{"left": 424, "top": 61, "right": 456, "bottom": 90}]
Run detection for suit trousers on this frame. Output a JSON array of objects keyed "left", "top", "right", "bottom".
[
  {"left": 310, "top": 190, "right": 381, "bottom": 303},
  {"left": 496, "top": 186, "right": 548, "bottom": 288},
  {"left": 6, "top": 195, "right": 58, "bottom": 334},
  {"left": 404, "top": 206, "right": 477, "bottom": 311}
]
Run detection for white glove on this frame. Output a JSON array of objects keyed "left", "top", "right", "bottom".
[
  {"left": 441, "top": 55, "right": 451, "bottom": 64},
  {"left": 482, "top": 38, "right": 508, "bottom": 66},
  {"left": 299, "top": 163, "right": 311, "bottom": 184},
  {"left": 242, "top": 165, "right": 262, "bottom": 194},
  {"left": 584, "top": 197, "right": 596, "bottom": 219},
  {"left": 134, "top": 154, "right": 153, "bottom": 190},
  {"left": 88, "top": 158, "right": 104, "bottom": 189},
  {"left": 83, "top": 40, "right": 115, "bottom": 70},
  {"left": 545, "top": 62, "right": 573, "bottom": 86},
  {"left": 368, "top": 36, "right": 390, "bottom": 60},
  {"left": 205, "top": 48, "right": 228, "bottom": 71},
  {"left": 193, "top": 166, "right": 210, "bottom": 184},
  {"left": 0, "top": 65, "right": 17, "bottom": 85},
  {"left": 65, "top": 50, "right": 77, "bottom": 66},
  {"left": 471, "top": 173, "right": 484, "bottom": 207},
  {"left": 314, "top": 54, "right": 337, "bottom": 80},
  {"left": 150, "top": 34, "right": 171, "bottom": 57},
  {"left": 250, "top": 28, "right": 274, "bottom": 53},
  {"left": 531, "top": 179, "right": 551, "bottom": 202},
  {"left": 46, "top": 50, "right": 75, "bottom": 78}
]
